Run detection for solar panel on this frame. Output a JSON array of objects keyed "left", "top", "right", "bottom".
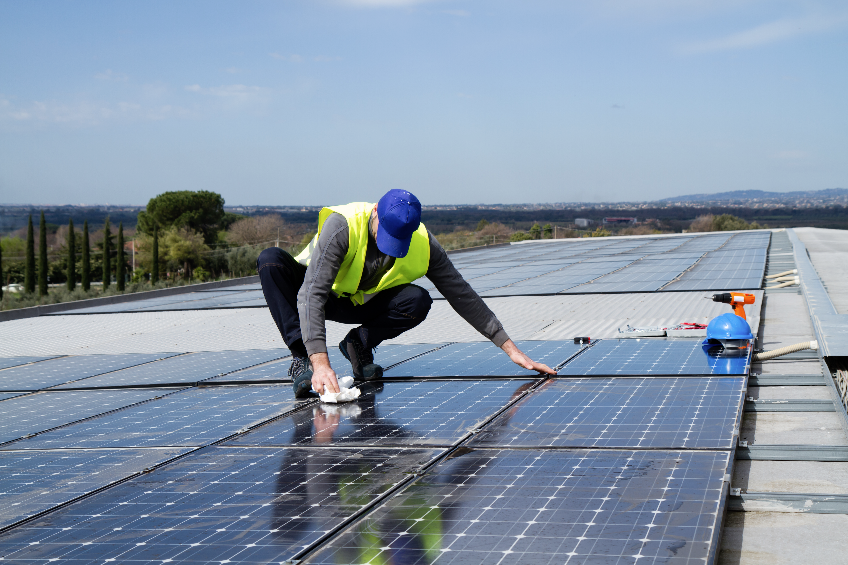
[
  {"left": 3, "top": 385, "right": 308, "bottom": 450},
  {"left": 0, "top": 389, "right": 174, "bottom": 444},
  {"left": 0, "top": 356, "right": 61, "bottom": 371},
  {"left": 226, "top": 379, "right": 534, "bottom": 447},
  {"left": 0, "top": 392, "right": 25, "bottom": 402},
  {"left": 306, "top": 448, "right": 730, "bottom": 565},
  {"left": 0, "top": 447, "right": 190, "bottom": 529},
  {"left": 564, "top": 281, "right": 668, "bottom": 293},
  {"left": 559, "top": 339, "right": 751, "bottom": 375},
  {"left": 0, "top": 352, "right": 182, "bottom": 391},
  {"left": 52, "top": 350, "right": 290, "bottom": 388},
  {"left": 0, "top": 446, "right": 441, "bottom": 564},
  {"left": 469, "top": 377, "right": 744, "bottom": 449},
  {"left": 386, "top": 341, "right": 581, "bottom": 377}
]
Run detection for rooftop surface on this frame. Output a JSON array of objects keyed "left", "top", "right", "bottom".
[{"left": 0, "top": 228, "right": 846, "bottom": 564}]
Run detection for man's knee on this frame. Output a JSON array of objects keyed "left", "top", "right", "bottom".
[
  {"left": 256, "top": 247, "right": 289, "bottom": 272},
  {"left": 395, "top": 284, "right": 433, "bottom": 321}
]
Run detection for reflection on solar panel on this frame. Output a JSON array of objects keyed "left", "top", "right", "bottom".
[
  {"left": 560, "top": 339, "right": 751, "bottom": 375},
  {"left": 386, "top": 341, "right": 580, "bottom": 377},
  {"left": 52, "top": 349, "right": 289, "bottom": 388},
  {"left": 0, "top": 447, "right": 190, "bottom": 528},
  {"left": 0, "top": 356, "right": 60, "bottom": 371},
  {"left": 0, "top": 446, "right": 440, "bottom": 564},
  {"left": 226, "top": 379, "right": 535, "bottom": 447},
  {"left": 61, "top": 290, "right": 266, "bottom": 314},
  {"left": 0, "top": 393, "right": 25, "bottom": 402},
  {"left": 0, "top": 352, "right": 181, "bottom": 391},
  {"left": 469, "top": 377, "right": 744, "bottom": 449},
  {"left": 3, "top": 385, "right": 307, "bottom": 450},
  {"left": 0, "top": 389, "right": 173, "bottom": 444},
  {"left": 307, "top": 448, "right": 729, "bottom": 565}
]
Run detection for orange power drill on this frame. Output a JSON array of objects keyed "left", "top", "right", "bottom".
[{"left": 710, "top": 292, "right": 756, "bottom": 320}]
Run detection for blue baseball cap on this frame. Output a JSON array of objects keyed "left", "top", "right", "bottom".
[{"left": 375, "top": 189, "right": 422, "bottom": 258}]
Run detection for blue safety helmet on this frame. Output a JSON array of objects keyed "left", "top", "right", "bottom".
[{"left": 703, "top": 313, "right": 753, "bottom": 346}]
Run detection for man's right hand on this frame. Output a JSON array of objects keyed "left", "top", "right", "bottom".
[{"left": 309, "top": 352, "right": 340, "bottom": 395}]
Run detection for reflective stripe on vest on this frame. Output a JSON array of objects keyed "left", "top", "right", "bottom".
[{"left": 294, "top": 202, "right": 430, "bottom": 305}]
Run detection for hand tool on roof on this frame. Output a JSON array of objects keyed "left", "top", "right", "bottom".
[{"left": 708, "top": 292, "right": 755, "bottom": 320}]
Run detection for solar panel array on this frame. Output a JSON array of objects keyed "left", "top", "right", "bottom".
[
  {"left": 52, "top": 230, "right": 771, "bottom": 316},
  {"left": 0, "top": 332, "right": 745, "bottom": 563}
]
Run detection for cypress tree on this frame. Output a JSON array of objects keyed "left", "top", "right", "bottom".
[
  {"left": 102, "top": 217, "right": 111, "bottom": 289},
  {"left": 67, "top": 219, "right": 76, "bottom": 291},
  {"left": 116, "top": 222, "right": 125, "bottom": 291},
  {"left": 82, "top": 220, "right": 91, "bottom": 292},
  {"left": 25, "top": 215, "right": 35, "bottom": 294},
  {"left": 152, "top": 222, "right": 160, "bottom": 284},
  {"left": 38, "top": 211, "right": 48, "bottom": 297}
]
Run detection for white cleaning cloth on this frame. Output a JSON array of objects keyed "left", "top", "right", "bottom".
[{"left": 314, "top": 375, "right": 362, "bottom": 404}]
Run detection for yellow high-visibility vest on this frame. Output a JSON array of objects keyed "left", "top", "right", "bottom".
[{"left": 295, "top": 202, "right": 430, "bottom": 305}]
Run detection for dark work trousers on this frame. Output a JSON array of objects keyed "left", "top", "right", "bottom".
[{"left": 256, "top": 247, "right": 433, "bottom": 357}]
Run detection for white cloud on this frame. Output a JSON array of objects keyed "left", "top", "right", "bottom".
[
  {"left": 95, "top": 69, "right": 129, "bottom": 82},
  {"left": 0, "top": 97, "right": 187, "bottom": 125},
  {"left": 681, "top": 13, "right": 847, "bottom": 53},
  {"left": 183, "top": 84, "right": 270, "bottom": 107}
]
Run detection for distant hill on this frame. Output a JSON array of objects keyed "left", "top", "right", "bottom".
[{"left": 659, "top": 188, "right": 848, "bottom": 202}]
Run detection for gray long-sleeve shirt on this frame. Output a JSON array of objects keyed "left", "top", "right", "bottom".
[{"left": 297, "top": 212, "right": 509, "bottom": 355}]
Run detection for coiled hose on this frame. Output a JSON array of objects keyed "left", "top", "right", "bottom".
[{"left": 752, "top": 340, "right": 818, "bottom": 362}]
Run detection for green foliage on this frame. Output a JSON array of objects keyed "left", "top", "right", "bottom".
[
  {"left": 67, "top": 219, "right": 76, "bottom": 291},
  {"left": 590, "top": 227, "right": 612, "bottom": 237},
  {"left": 192, "top": 266, "right": 211, "bottom": 282},
  {"left": 116, "top": 222, "right": 126, "bottom": 291},
  {"left": 509, "top": 232, "right": 532, "bottom": 242},
  {"left": 226, "top": 245, "right": 263, "bottom": 277},
  {"left": 528, "top": 223, "right": 541, "bottom": 240},
  {"left": 137, "top": 190, "right": 226, "bottom": 244},
  {"left": 38, "top": 211, "right": 48, "bottom": 297},
  {"left": 542, "top": 223, "right": 553, "bottom": 238},
  {"left": 220, "top": 212, "right": 245, "bottom": 231},
  {"left": 101, "top": 217, "right": 112, "bottom": 289},
  {"left": 130, "top": 268, "right": 146, "bottom": 284},
  {"left": 476, "top": 219, "right": 490, "bottom": 231},
  {"left": 135, "top": 226, "right": 210, "bottom": 280},
  {"left": 81, "top": 221, "right": 91, "bottom": 292},
  {"left": 0, "top": 239, "right": 3, "bottom": 300},
  {"left": 25, "top": 216, "right": 35, "bottom": 294},
  {"left": 152, "top": 223, "right": 160, "bottom": 284},
  {"left": 712, "top": 214, "right": 763, "bottom": 231}
]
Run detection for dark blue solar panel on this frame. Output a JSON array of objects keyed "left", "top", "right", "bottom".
[
  {"left": 560, "top": 339, "right": 751, "bottom": 375},
  {"left": 386, "top": 341, "right": 580, "bottom": 377},
  {"left": 226, "top": 379, "right": 534, "bottom": 447},
  {"left": 0, "top": 446, "right": 441, "bottom": 564},
  {"left": 0, "top": 356, "right": 61, "bottom": 371},
  {"left": 0, "top": 352, "right": 182, "bottom": 391},
  {"left": 0, "top": 389, "right": 174, "bottom": 444},
  {"left": 306, "top": 448, "right": 730, "bottom": 565},
  {"left": 4, "top": 385, "right": 308, "bottom": 450},
  {"left": 0, "top": 447, "right": 190, "bottom": 529},
  {"left": 469, "top": 377, "right": 744, "bottom": 449},
  {"left": 0, "top": 393, "right": 26, "bottom": 402},
  {"left": 52, "top": 349, "right": 290, "bottom": 388}
]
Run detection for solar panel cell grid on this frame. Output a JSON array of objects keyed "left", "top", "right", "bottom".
[
  {"left": 0, "top": 356, "right": 61, "bottom": 371},
  {"left": 0, "top": 447, "right": 442, "bottom": 564},
  {"left": 386, "top": 340, "right": 580, "bottom": 377},
  {"left": 226, "top": 379, "right": 534, "bottom": 447},
  {"left": 469, "top": 377, "right": 745, "bottom": 449},
  {"left": 0, "top": 352, "right": 182, "bottom": 391},
  {"left": 559, "top": 339, "right": 751, "bottom": 375},
  {"left": 52, "top": 349, "right": 290, "bottom": 388},
  {"left": 0, "top": 447, "right": 191, "bottom": 529},
  {"left": 306, "top": 449, "right": 730, "bottom": 565},
  {"left": 0, "top": 388, "right": 175, "bottom": 444},
  {"left": 3, "top": 385, "right": 308, "bottom": 450}
]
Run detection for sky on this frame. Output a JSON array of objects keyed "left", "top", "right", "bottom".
[{"left": 1, "top": 0, "right": 846, "bottom": 206}]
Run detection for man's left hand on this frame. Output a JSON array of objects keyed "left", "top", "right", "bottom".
[{"left": 500, "top": 339, "right": 557, "bottom": 375}]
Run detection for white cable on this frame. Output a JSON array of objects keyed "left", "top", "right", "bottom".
[{"left": 753, "top": 340, "right": 818, "bottom": 362}]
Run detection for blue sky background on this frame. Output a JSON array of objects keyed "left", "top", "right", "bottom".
[{"left": 1, "top": 0, "right": 846, "bottom": 205}]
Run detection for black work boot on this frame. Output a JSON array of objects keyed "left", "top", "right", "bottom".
[
  {"left": 339, "top": 328, "right": 383, "bottom": 382},
  {"left": 289, "top": 356, "right": 314, "bottom": 399}
]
